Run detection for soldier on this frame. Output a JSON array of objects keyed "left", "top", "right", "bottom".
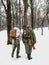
[
  {"left": 11, "top": 25, "right": 21, "bottom": 58},
  {"left": 22, "top": 25, "right": 36, "bottom": 60}
]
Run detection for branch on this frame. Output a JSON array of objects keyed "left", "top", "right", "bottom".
[{"left": 1, "top": 0, "right": 7, "bottom": 11}]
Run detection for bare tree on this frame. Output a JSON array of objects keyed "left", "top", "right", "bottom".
[
  {"left": 30, "top": 0, "right": 34, "bottom": 29},
  {"left": 19, "top": 0, "right": 22, "bottom": 29},
  {"left": 1, "top": 0, "right": 12, "bottom": 44},
  {"left": 23, "top": 0, "right": 28, "bottom": 27},
  {"left": 0, "top": 0, "right": 1, "bottom": 31},
  {"left": 46, "top": 0, "right": 49, "bottom": 29},
  {"left": 11, "top": 0, "right": 15, "bottom": 28},
  {"left": 15, "top": 0, "right": 18, "bottom": 26}
]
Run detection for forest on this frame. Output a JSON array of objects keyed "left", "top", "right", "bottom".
[{"left": 0, "top": 0, "right": 49, "bottom": 44}]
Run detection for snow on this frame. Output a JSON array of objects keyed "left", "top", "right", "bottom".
[{"left": 0, "top": 27, "right": 49, "bottom": 65}]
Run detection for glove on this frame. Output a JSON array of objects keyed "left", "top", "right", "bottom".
[{"left": 33, "top": 46, "right": 36, "bottom": 50}]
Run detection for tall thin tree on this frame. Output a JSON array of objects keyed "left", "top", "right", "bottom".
[
  {"left": 1, "top": 0, "right": 12, "bottom": 44},
  {"left": 30, "top": 0, "right": 34, "bottom": 29},
  {"left": 19, "top": 0, "right": 21, "bottom": 29},
  {"left": 23, "top": 0, "right": 28, "bottom": 27},
  {"left": 0, "top": 0, "right": 1, "bottom": 31}
]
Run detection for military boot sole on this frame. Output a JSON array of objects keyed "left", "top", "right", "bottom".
[
  {"left": 16, "top": 56, "right": 21, "bottom": 58},
  {"left": 28, "top": 57, "right": 32, "bottom": 60}
]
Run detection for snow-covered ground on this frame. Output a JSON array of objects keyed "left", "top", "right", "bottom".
[{"left": 0, "top": 27, "right": 49, "bottom": 65}]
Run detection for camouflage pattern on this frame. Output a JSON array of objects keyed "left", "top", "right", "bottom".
[
  {"left": 11, "top": 37, "right": 20, "bottom": 58},
  {"left": 22, "top": 28, "right": 32, "bottom": 54},
  {"left": 22, "top": 26, "right": 36, "bottom": 54}
]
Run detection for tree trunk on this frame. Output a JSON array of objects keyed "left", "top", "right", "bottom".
[
  {"left": 0, "top": 0, "right": 1, "bottom": 31},
  {"left": 6, "top": 0, "right": 12, "bottom": 44},
  {"left": 30, "top": 0, "right": 34, "bottom": 29},
  {"left": 1, "top": 0, "right": 12, "bottom": 44},
  {"left": 15, "top": 0, "right": 18, "bottom": 26},
  {"left": 23, "top": 0, "right": 28, "bottom": 27},
  {"left": 19, "top": 0, "right": 22, "bottom": 29}
]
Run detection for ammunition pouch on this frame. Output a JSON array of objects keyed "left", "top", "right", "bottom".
[{"left": 25, "top": 36, "right": 30, "bottom": 39}]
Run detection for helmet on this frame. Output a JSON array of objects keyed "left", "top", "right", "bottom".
[
  {"left": 23, "top": 25, "right": 26, "bottom": 29},
  {"left": 27, "top": 25, "right": 30, "bottom": 28}
]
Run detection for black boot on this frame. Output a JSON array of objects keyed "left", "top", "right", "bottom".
[
  {"left": 16, "top": 55, "right": 21, "bottom": 58},
  {"left": 11, "top": 48, "right": 16, "bottom": 58},
  {"left": 16, "top": 44, "right": 21, "bottom": 58},
  {"left": 11, "top": 45, "right": 16, "bottom": 58},
  {"left": 16, "top": 56, "right": 21, "bottom": 58},
  {"left": 27, "top": 53, "right": 32, "bottom": 60},
  {"left": 16, "top": 53, "right": 21, "bottom": 58}
]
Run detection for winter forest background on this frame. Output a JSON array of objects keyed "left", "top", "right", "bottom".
[
  {"left": 0, "top": 0, "right": 49, "bottom": 30},
  {"left": 0, "top": 0, "right": 49, "bottom": 65}
]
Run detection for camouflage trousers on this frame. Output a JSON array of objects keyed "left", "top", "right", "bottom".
[
  {"left": 23, "top": 39, "right": 32, "bottom": 54},
  {"left": 11, "top": 37, "right": 20, "bottom": 57},
  {"left": 25, "top": 43, "right": 32, "bottom": 54}
]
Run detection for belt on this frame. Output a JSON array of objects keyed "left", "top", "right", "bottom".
[{"left": 16, "top": 37, "right": 19, "bottom": 39}]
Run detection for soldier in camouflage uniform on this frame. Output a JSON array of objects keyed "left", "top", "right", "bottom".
[
  {"left": 22, "top": 25, "right": 36, "bottom": 60},
  {"left": 11, "top": 25, "right": 21, "bottom": 58}
]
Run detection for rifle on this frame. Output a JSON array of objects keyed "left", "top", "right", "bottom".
[{"left": 29, "top": 30, "right": 35, "bottom": 49}]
